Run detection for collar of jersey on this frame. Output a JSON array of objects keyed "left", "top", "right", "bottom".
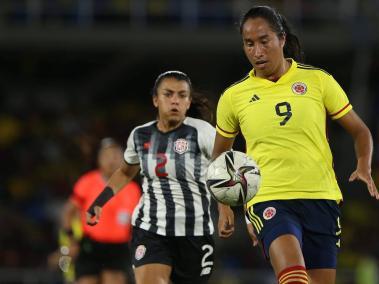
[
  {"left": 249, "top": 58, "right": 297, "bottom": 84},
  {"left": 154, "top": 119, "right": 186, "bottom": 135}
]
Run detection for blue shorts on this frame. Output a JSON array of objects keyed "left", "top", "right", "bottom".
[{"left": 246, "top": 199, "right": 341, "bottom": 269}]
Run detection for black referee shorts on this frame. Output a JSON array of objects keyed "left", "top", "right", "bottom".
[
  {"left": 75, "top": 236, "right": 133, "bottom": 280},
  {"left": 131, "top": 227, "right": 215, "bottom": 284}
]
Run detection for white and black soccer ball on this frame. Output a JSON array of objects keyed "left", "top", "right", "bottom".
[{"left": 206, "top": 150, "right": 260, "bottom": 206}]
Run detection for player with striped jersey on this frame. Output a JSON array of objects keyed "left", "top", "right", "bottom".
[
  {"left": 86, "top": 71, "right": 216, "bottom": 284},
  {"left": 212, "top": 6, "right": 378, "bottom": 284}
]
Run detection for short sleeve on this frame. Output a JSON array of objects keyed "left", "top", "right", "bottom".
[
  {"left": 216, "top": 91, "right": 239, "bottom": 138},
  {"left": 124, "top": 128, "right": 140, "bottom": 165},
  {"left": 198, "top": 121, "right": 216, "bottom": 160},
  {"left": 322, "top": 74, "right": 353, "bottom": 120}
]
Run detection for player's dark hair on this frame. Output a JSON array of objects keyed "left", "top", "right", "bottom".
[
  {"left": 239, "top": 6, "right": 304, "bottom": 62},
  {"left": 152, "top": 71, "right": 213, "bottom": 123},
  {"left": 187, "top": 92, "right": 214, "bottom": 123},
  {"left": 152, "top": 70, "right": 192, "bottom": 97}
]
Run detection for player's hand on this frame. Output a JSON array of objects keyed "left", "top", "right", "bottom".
[
  {"left": 246, "top": 223, "right": 258, "bottom": 247},
  {"left": 86, "top": 206, "right": 102, "bottom": 226},
  {"left": 349, "top": 166, "right": 379, "bottom": 200},
  {"left": 218, "top": 203, "right": 234, "bottom": 238}
]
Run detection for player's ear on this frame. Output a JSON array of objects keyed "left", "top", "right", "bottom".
[
  {"left": 279, "top": 32, "right": 286, "bottom": 49},
  {"left": 186, "top": 96, "right": 192, "bottom": 110},
  {"left": 152, "top": 94, "right": 158, "bottom": 108}
]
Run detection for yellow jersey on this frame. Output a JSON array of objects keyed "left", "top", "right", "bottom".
[{"left": 216, "top": 60, "right": 352, "bottom": 207}]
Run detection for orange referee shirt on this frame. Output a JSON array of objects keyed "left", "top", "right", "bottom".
[{"left": 70, "top": 170, "right": 141, "bottom": 243}]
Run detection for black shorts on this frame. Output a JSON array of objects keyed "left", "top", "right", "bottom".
[
  {"left": 131, "top": 227, "right": 215, "bottom": 284},
  {"left": 247, "top": 199, "right": 341, "bottom": 269},
  {"left": 75, "top": 236, "right": 133, "bottom": 280}
]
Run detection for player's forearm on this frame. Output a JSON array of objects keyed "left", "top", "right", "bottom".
[
  {"left": 87, "top": 165, "right": 137, "bottom": 216},
  {"left": 353, "top": 127, "right": 373, "bottom": 169},
  {"left": 107, "top": 167, "right": 133, "bottom": 194},
  {"left": 337, "top": 111, "right": 373, "bottom": 170},
  {"left": 211, "top": 133, "right": 235, "bottom": 161},
  {"left": 218, "top": 202, "right": 229, "bottom": 211}
]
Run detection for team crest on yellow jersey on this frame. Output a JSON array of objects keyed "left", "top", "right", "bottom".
[{"left": 292, "top": 82, "right": 307, "bottom": 95}]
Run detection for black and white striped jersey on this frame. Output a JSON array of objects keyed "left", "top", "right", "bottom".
[{"left": 124, "top": 117, "right": 215, "bottom": 236}]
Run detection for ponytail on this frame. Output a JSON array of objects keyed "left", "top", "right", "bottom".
[
  {"left": 277, "top": 14, "right": 304, "bottom": 62},
  {"left": 187, "top": 92, "right": 214, "bottom": 123}
]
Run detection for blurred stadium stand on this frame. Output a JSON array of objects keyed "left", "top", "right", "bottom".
[{"left": 0, "top": 0, "right": 378, "bottom": 283}]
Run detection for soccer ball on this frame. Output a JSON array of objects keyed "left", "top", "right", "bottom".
[{"left": 206, "top": 150, "right": 260, "bottom": 206}]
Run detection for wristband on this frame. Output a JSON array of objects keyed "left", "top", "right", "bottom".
[{"left": 87, "top": 186, "right": 114, "bottom": 216}]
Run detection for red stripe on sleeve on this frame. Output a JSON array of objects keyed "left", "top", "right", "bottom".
[
  {"left": 216, "top": 124, "right": 238, "bottom": 135},
  {"left": 330, "top": 103, "right": 350, "bottom": 117}
]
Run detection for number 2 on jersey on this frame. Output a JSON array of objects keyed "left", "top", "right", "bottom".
[
  {"left": 275, "top": 102, "right": 292, "bottom": 126},
  {"left": 155, "top": 153, "right": 168, "bottom": 177}
]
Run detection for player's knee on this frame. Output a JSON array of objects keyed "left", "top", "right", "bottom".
[{"left": 278, "top": 265, "right": 309, "bottom": 284}]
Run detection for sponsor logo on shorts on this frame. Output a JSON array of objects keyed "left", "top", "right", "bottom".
[
  {"left": 135, "top": 245, "right": 146, "bottom": 260},
  {"left": 263, "top": 207, "right": 276, "bottom": 220},
  {"left": 200, "top": 267, "right": 212, "bottom": 276},
  {"left": 174, "top": 138, "right": 189, "bottom": 154},
  {"left": 291, "top": 82, "right": 307, "bottom": 95}
]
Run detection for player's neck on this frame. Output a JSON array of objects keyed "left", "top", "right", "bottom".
[
  {"left": 263, "top": 58, "right": 291, "bottom": 82},
  {"left": 157, "top": 118, "right": 184, "bottom": 133}
]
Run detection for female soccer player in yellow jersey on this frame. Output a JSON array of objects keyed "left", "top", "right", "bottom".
[{"left": 212, "top": 5, "right": 379, "bottom": 284}]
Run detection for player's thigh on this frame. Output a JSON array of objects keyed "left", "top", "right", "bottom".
[
  {"left": 77, "top": 276, "right": 99, "bottom": 284},
  {"left": 247, "top": 201, "right": 303, "bottom": 257},
  {"left": 171, "top": 235, "right": 215, "bottom": 284},
  {"left": 247, "top": 200, "right": 306, "bottom": 276},
  {"left": 269, "top": 234, "right": 305, "bottom": 276},
  {"left": 134, "top": 263, "right": 172, "bottom": 284},
  {"left": 101, "top": 270, "right": 127, "bottom": 284}
]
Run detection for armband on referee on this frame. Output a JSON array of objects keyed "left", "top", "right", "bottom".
[{"left": 87, "top": 186, "right": 114, "bottom": 217}]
